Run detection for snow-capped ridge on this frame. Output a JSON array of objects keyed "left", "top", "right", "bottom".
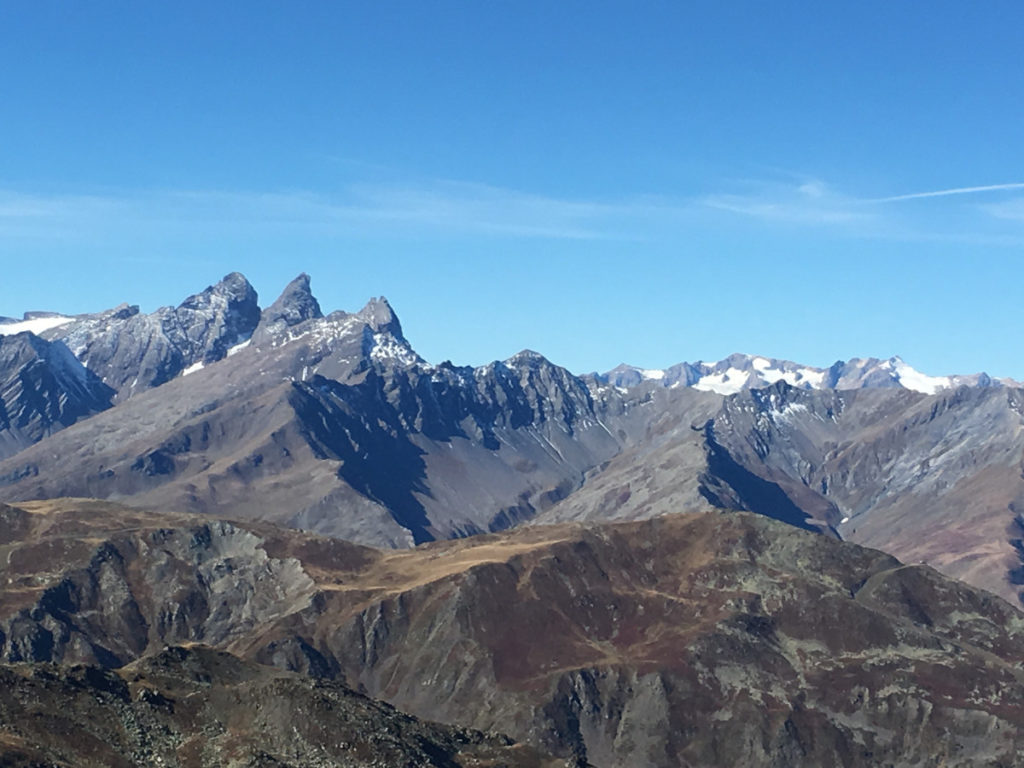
[{"left": 604, "top": 353, "right": 1015, "bottom": 396}]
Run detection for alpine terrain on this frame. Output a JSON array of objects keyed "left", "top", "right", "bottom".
[
  {"left": 1, "top": 272, "right": 1022, "bottom": 602},
  {"left": 2, "top": 274, "right": 1024, "bottom": 766}
]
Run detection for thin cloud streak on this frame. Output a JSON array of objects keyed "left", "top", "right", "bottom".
[
  {"left": 695, "top": 175, "right": 1024, "bottom": 245},
  {"left": 870, "top": 183, "right": 1024, "bottom": 203}
]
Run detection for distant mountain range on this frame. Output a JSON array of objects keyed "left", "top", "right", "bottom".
[
  {"left": 601, "top": 353, "right": 1019, "bottom": 395},
  {"left": 1, "top": 272, "right": 1023, "bottom": 608}
]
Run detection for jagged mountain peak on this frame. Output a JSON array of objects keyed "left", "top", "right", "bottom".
[
  {"left": 178, "top": 271, "right": 258, "bottom": 312},
  {"left": 355, "top": 295, "right": 403, "bottom": 337},
  {"left": 267, "top": 273, "right": 323, "bottom": 323},
  {"left": 164, "top": 273, "right": 261, "bottom": 365},
  {"left": 253, "top": 273, "right": 324, "bottom": 343}
]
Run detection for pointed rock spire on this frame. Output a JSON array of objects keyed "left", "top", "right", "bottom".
[
  {"left": 169, "top": 272, "right": 261, "bottom": 364},
  {"left": 178, "top": 272, "right": 259, "bottom": 315},
  {"left": 262, "top": 273, "right": 323, "bottom": 328},
  {"left": 252, "top": 273, "right": 324, "bottom": 344},
  {"left": 356, "top": 296, "right": 403, "bottom": 338}
]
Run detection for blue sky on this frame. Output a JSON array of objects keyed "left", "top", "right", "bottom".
[{"left": 2, "top": 2, "right": 1022, "bottom": 377}]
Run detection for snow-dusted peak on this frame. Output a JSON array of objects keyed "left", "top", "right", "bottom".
[
  {"left": 178, "top": 272, "right": 258, "bottom": 315},
  {"left": 367, "top": 330, "right": 423, "bottom": 368},
  {"left": 504, "top": 349, "right": 550, "bottom": 368}
]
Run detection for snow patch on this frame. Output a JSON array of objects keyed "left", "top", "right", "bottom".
[
  {"left": 0, "top": 315, "right": 74, "bottom": 336},
  {"left": 182, "top": 361, "right": 205, "bottom": 376},
  {"left": 370, "top": 332, "right": 422, "bottom": 367},
  {"left": 693, "top": 368, "right": 750, "bottom": 395},
  {"left": 227, "top": 338, "right": 252, "bottom": 356},
  {"left": 759, "top": 366, "right": 826, "bottom": 389},
  {"left": 891, "top": 359, "right": 950, "bottom": 395},
  {"left": 776, "top": 402, "right": 809, "bottom": 420}
]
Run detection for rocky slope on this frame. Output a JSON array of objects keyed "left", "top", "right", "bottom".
[
  {"left": 3, "top": 499, "right": 1024, "bottom": 767},
  {"left": 541, "top": 381, "right": 1024, "bottom": 603},
  {"left": 35, "top": 272, "right": 261, "bottom": 401},
  {"left": 0, "top": 332, "right": 113, "bottom": 461},
  {"left": 0, "top": 644, "right": 569, "bottom": 768},
  {"left": 0, "top": 291, "right": 632, "bottom": 545}
]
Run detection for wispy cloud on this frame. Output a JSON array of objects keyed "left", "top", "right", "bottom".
[
  {"left": 695, "top": 175, "right": 1024, "bottom": 244},
  {"left": 868, "top": 183, "right": 1024, "bottom": 203},
  {"left": 699, "top": 179, "right": 877, "bottom": 227},
  {"left": 339, "top": 180, "right": 643, "bottom": 239},
  {"left": 979, "top": 196, "right": 1024, "bottom": 222},
  {"left": 0, "top": 191, "right": 125, "bottom": 221},
  {"left": 3, "top": 174, "right": 1024, "bottom": 247},
  {"left": 0, "top": 182, "right": 662, "bottom": 242}
]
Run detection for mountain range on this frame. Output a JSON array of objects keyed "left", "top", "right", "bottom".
[
  {"left": 602, "top": 353, "right": 1019, "bottom": 395},
  {"left": 1, "top": 272, "right": 1022, "bottom": 605}
]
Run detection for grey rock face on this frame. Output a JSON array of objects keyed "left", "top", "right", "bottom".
[
  {"left": 0, "top": 645, "right": 565, "bottom": 768},
  {"left": 0, "top": 509, "right": 315, "bottom": 667},
  {"left": 546, "top": 379, "right": 1024, "bottom": 603},
  {"left": 358, "top": 295, "right": 403, "bottom": 337},
  {"left": 251, "top": 272, "right": 323, "bottom": 344},
  {"left": 45, "top": 272, "right": 260, "bottom": 399},
  {"left": 164, "top": 270, "right": 260, "bottom": 364},
  {"left": 0, "top": 321, "right": 625, "bottom": 547},
  {"left": 0, "top": 333, "right": 113, "bottom": 460},
  {"left": 284, "top": 348, "right": 621, "bottom": 542}
]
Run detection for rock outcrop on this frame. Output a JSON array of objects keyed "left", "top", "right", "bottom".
[
  {"left": 0, "top": 333, "right": 113, "bottom": 460},
  {"left": 43, "top": 272, "right": 260, "bottom": 399},
  {"left": 0, "top": 644, "right": 570, "bottom": 768}
]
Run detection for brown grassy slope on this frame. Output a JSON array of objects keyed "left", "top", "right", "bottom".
[{"left": 2, "top": 499, "right": 1024, "bottom": 767}]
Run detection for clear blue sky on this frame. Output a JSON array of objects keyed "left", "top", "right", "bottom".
[{"left": 2, "top": 2, "right": 1022, "bottom": 378}]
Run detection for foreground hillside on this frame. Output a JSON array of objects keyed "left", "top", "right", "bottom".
[
  {"left": 0, "top": 645, "right": 569, "bottom": 768},
  {"left": 2, "top": 499, "right": 1023, "bottom": 767}
]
